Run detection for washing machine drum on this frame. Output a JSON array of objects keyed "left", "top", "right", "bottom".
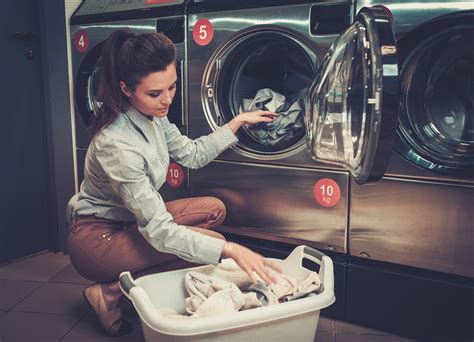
[{"left": 217, "top": 33, "right": 316, "bottom": 154}]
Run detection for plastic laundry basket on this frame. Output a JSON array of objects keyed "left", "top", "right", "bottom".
[{"left": 119, "top": 245, "right": 335, "bottom": 342}]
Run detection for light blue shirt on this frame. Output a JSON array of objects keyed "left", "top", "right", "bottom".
[{"left": 67, "top": 106, "right": 238, "bottom": 265}]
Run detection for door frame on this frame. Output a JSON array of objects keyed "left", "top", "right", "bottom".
[{"left": 37, "top": 0, "right": 76, "bottom": 253}]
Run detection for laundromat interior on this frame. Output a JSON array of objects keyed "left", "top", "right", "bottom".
[{"left": 1, "top": 0, "right": 473, "bottom": 341}]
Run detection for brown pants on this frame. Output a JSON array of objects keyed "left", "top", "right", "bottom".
[{"left": 67, "top": 197, "right": 226, "bottom": 282}]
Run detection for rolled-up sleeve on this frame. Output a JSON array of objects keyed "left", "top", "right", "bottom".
[
  {"left": 94, "top": 139, "right": 225, "bottom": 265},
  {"left": 161, "top": 117, "right": 238, "bottom": 169}
]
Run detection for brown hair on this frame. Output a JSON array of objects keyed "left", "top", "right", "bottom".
[{"left": 91, "top": 29, "right": 176, "bottom": 137}]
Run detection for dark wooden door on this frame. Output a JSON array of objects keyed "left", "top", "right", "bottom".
[{"left": 0, "top": 0, "right": 52, "bottom": 263}]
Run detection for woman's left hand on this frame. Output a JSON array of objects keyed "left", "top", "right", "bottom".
[{"left": 228, "top": 110, "right": 278, "bottom": 133}]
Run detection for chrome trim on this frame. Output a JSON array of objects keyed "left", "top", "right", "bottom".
[
  {"left": 179, "top": 59, "right": 185, "bottom": 126},
  {"left": 184, "top": 13, "right": 190, "bottom": 193}
]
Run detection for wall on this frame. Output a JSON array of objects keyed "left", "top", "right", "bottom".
[{"left": 37, "top": 0, "right": 77, "bottom": 252}]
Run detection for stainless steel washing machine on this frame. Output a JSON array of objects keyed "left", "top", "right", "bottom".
[
  {"left": 187, "top": 1, "right": 472, "bottom": 338},
  {"left": 348, "top": 1, "right": 474, "bottom": 278},
  {"left": 187, "top": 0, "right": 401, "bottom": 254},
  {"left": 70, "top": 0, "right": 189, "bottom": 201}
]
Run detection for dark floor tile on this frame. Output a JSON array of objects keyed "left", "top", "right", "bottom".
[
  {"left": 0, "top": 311, "right": 80, "bottom": 342},
  {"left": 0, "top": 311, "right": 6, "bottom": 317},
  {"left": 0, "top": 279, "right": 43, "bottom": 310},
  {"left": 12, "top": 282, "right": 88, "bottom": 316},
  {"left": 334, "top": 320, "right": 390, "bottom": 335},
  {"left": 49, "top": 264, "right": 93, "bottom": 285},
  {"left": 61, "top": 311, "right": 144, "bottom": 342},
  {"left": 0, "top": 252, "right": 70, "bottom": 281},
  {"left": 318, "top": 316, "right": 334, "bottom": 333},
  {"left": 336, "top": 333, "right": 418, "bottom": 342},
  {"left": 315, "top": 331, "right": 335, "bottom": 342}
]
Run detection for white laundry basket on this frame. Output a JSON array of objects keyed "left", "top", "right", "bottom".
[{"left": 119, "top": 245, "right": 335, "bottom": 342}]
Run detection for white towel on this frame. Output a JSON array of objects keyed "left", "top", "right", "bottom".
[
  {"left": 162, "top": 262, "right": 322, "bottom": 319},
  {"left": 184, "top": 270, "right": 262, "bottom": 317}
]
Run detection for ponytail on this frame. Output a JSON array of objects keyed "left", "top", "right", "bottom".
[{"left": 91, "top": 29, "right": 176, "bottom": 138}]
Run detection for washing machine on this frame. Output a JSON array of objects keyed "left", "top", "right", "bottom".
[
  {"left": 187, "top": 0, "right": 473, "bottom": 273},
  {"left": 343, "top": 2, "right": 474, "bottom": 339},
  {"left": 70, "top": 0, "right": 189, "bottom": 201},
  {"left": 187, "top": 0, "right": 400, "bottom": 255},
  {"left": 347, "top": 1, "right": 474, "bottom": 279},
  {"left": 187, "top": 2, "right": 472, "bottom": 338}
]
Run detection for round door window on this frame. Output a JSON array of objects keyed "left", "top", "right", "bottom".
[
  {"left": 75, "top": 42, "right": 104, "bottom": 128},
  {"left": 87, "top": 59, "right": 103, "bottom": 115},
  {"left": 202, "top": 28, "right": 318, "bottom": 158},
  {"left": 397, "top": 25, "right": 474, "bottom": 173},
  {"left": 306, "top": 21, "right": 369, "bottom": 171},
  {"left": 305, "top": 7, "right": 399, "bottom": 184}
]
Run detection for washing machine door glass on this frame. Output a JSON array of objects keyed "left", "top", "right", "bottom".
[
  {"left": 396, "top": 21, "right": 474, "bottom": 174},
  {"left": 87, "top": 60, "right": 103, "bottom": 114},
  {"left": 305, "top": 7, "right": 399, "bottom": 184}
]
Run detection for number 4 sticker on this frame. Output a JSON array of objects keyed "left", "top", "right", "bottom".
[
  {"left": 193, "top": 19, "right": 214, "bottom": 46},
  {"left": 74, "top": 30, "right": 89, "bottom": 53}
]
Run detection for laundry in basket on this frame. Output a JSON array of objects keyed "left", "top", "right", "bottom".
[
  {"left": 155, "top": 260, "right": 322, "bottom": 319},
  {"left": 119, "top": 245, "right": 335, "bottom": 342}
]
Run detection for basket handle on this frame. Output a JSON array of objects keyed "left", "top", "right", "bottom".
[
  {"left": 119, "top": 271, "right": 162, "bottom": 326},
  {"left": 119, "top": 271, "right": 136, "bottom": 296},
  {"left": 283, "top": 245, "right": 334, "bottom": 294},
  {"left": 303, "top": 246, "right": 326, "bottom": 265},
  {"left": 285, "top": 245, "right": 325, "bottom": 267}
]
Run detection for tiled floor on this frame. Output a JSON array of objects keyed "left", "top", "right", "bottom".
[{"left": 0, "top": 251, "right": 417, "bottom": 342}]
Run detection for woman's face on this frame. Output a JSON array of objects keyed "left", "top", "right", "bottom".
[{"left": 120, "top": 62, "right": 177, "bottom": 118}]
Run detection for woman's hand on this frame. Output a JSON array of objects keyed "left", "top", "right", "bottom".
[
  {"left": 228, "top": 110, "right": 278, "bottom": 134},
  {"left": 221, "top": 242, "right": 282, "bottom": 284}
]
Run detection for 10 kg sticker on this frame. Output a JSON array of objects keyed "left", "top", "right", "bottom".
[
  {"left": 166, "top": 163, "right": 184, "bottom": 188},
  {"left": 313, "top": 178, "right": 341, "bottom": 208}
]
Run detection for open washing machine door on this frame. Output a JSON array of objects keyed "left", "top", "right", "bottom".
[{"left": 305, "top": 7, "right": 399, "bottom": 184}]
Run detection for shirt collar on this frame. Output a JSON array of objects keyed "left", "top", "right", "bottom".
[{"left": 123, "top": 106, "right": 155, "bottom": 143}]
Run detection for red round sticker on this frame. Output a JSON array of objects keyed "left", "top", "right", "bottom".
[
  {"left": 193, "top": 19, "right": 214, "bottom": 46},
  {"left": 313, "top": 178, "right": 341, "bottom": 208},
  {"left": 166, "top": 163, "right": 184, "bottom": 188},
  {"left": 74, "top": 30, "right": 89, "bottom": 53},
  {"left": 145, "top": 0, "right": 176, "bottom": 4}
]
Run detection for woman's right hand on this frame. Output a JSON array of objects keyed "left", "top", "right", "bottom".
[
  {"left": 221, "top": 242, "right": 282, "bottom": 284},
  {"left": 227, "top": 110, "right": 278, "bottom": 134}
]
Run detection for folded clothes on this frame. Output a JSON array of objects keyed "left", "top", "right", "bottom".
[{"left": 158, "top": 261, "right": 321, "bottom": 319}]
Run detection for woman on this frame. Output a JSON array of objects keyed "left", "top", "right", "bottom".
[{"left": 66, "top": 29, "right": 280, "bottom": 336}]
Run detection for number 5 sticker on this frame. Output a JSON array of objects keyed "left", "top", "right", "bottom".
[
  {"left": 313, "top": 178, "right": 341, "bottom": 208},
  {"left": 193, "top": 19, "right": 214, "bottom": 46}
]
